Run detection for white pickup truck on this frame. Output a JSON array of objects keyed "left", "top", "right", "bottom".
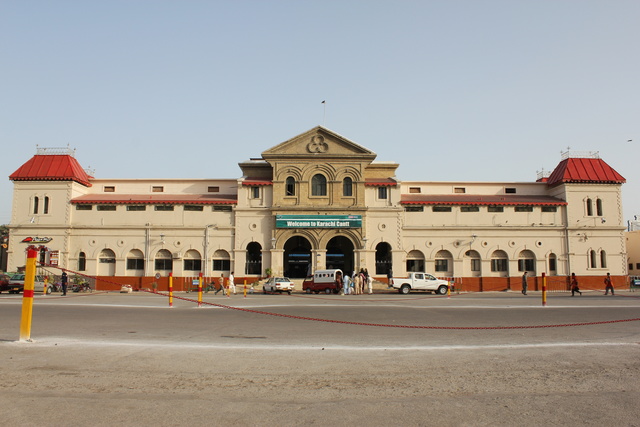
[{"left": 390, "top": 272, "right": 450, "bottom": 295}]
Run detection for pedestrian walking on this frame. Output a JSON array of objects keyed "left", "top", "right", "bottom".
[
  {"left": 387, "top": 269, "right": 393, "bottom": 288},
  {"left": 61, "top": 272, "right": 68, "bottom": 296},
  {"left": 521, "top": 271, "right": 528, "bottom": 295},
  {"left": 215, "top": 274, "right": 225, "bottom": 294},
  {"left": 366, "top": 270, "right": 373, "bottom": 294},
  {"left": 343, "top": 274, "right": 351, "bottom": 295},
  {"left": 604, "top": 272, "right": 614, "bottom": 295},
  {"left": 571, "top": 272, "right": 582, "bottom": 296}
]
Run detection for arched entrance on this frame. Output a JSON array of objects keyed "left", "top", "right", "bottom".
[
  {"left": 326, "top": 236, "right": 354, "bottom": 274},
  {"left": 245, "top": 242, "right": 262, "bottom": 275},
  {"left": 375, "top": 242, "right": 392, "bottom": 275},
  {"left": 284, "top": 236, "right": 311, "bottom": 278}
]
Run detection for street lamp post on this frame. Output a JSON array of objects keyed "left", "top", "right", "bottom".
[{"left": 203, "top": 224, "right": 217, "bottom": 276}]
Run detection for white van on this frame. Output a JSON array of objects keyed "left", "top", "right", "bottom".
[{"left": 302, "top": 269, "right": 343, "bottom": 294}]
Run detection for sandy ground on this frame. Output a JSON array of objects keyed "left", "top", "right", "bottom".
[
  {"left": 1, "top": 291, "right": 639, "bottom": 426},
  {"left": 3, "top": 341, "right": 639, "bottom": 426}
]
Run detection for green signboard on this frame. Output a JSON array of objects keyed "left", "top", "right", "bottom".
[{"left": 276, "top": 215, "right": 362, "bottom": 229}]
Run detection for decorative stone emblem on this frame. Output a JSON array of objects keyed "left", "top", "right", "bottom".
[{"left": 307, "top": 135, "right": 328, "bottom": 153}]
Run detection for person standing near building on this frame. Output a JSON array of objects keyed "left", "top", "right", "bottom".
[
  {"left": 359, "top": 269, "right": 366, "bottom": 294},
  {"left": 604, "top": 272, "right": 615, "bottom": 295},
  {"left": 571, "top": 272, "right": 582, "bottom": 296},
  {"left": 229, "top": 271, "right": 236, "bottom": 295},
  {"left": 366, "top": 269, "right": 373, "bottom": 294},
  {"left": 343, "top": 273, "right": 350, "bottom": 295},
  {"left": 61, "top": 271, "right": 68, "bottom": 296},
  {"left": 387, "top": 269, "right": 393, "bottom": 288},
  {"left": 335, "top": 271, "right": 343, "bottom": 295},
  {"left": 521, "top": 271, "right": 528, "bottom": 295},
  {"left": 353, "top": 272, "right": 361, "bottom": 295}
]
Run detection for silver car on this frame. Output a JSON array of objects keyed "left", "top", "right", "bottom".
[
  {"left": 262, "top": 277, "right": 294, "bottom": 294},
  {"left": 7, "top": 274, "right": 49, "bottom": 294}
]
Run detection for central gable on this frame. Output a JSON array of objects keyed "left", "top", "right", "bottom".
[{"left": 262, "top": 126, "right": 377, "bottom": 161}]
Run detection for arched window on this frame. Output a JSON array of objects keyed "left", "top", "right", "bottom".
[
  {"left": 33, "top": 196, "right": 39, "bottom": 214},
  {"left": 465, "top": 250, "right": 481, "bottom": 276},
  {"left": 183, "top": 249, "right": 202, "bottom": 272},
  {"left": 586, "top": 198, "right": 593, "bottom": 216},
  {"left": 126, "top": 249, "right": 145, "bottom": 276},
  {"left": 212, "top": 249, "right": 231, "bottom": 272},
  {"left": 548, "top": 253, "right": 557, "bottom": 274},
  {"left": 99, "top": 249, "right": 116, "bottom": 264},
  {"left": 596, "top": 198, "right": 603, "bottom": 216},
  {"left": 43, "top": 196, "right": 50, "bottom": 214},
  {"left": 435, "top": 250, "right": 453, "bottom": 275},
  {"left": 517, "top": 250, "right": 536, "bottom": 274},
  {"left": 286, "top": 176, "right": 296, "bottom": 196},
  {"left": 490, "top": 250, "right": 508, "bottom": 276},
  {"left": 406, "top": 250, "right": 424, "bottom": 272},
  {"left": 245, "top": 242, "right": 262, "bottom": 275},
  {"left": 126, "top": 249, "right": 144, "bottom": 270},
  {"left": 155, "top": 249, "right": 173, "bottom": 271},
  {"left": 311, "top": 174, "right": 327, "bottom": 196},
  {"left": 589, "top": 250, "right": 597, "bottom": 268},
  {"left": 98, "top": 248, "right": 116, "bottom": 276},
  {"left": 78, "top": 252, "right": 86, "bottom": 272},
  {"left": 343, "top": 177, "right": 353, "bottom": 197},
  {"left": 600, "top": 250, "right": 607, "bottom": 268}
]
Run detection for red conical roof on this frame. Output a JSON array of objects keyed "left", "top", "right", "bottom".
[
  {"left": 9, "top": 154, "right": 92, "bottom": 187},
  {"left": 547, "top": 157, "right": 625, "bottom": 186}
]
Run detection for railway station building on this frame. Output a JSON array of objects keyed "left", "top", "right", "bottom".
[{"left": 7, "top": 126, "right": 628, "bottom": 291}]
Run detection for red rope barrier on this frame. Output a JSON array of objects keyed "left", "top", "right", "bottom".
[
  {"left": 150, "top": 290, "right": 640, "bottom": 330},
  {"left": 34, "top": 264, "right": 640, "bottom": 329}
]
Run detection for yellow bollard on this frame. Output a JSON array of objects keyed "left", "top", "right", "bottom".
[
  {"left": 198, "top": 273, "right": 203, "bottom": 307},
  {"left": 169, "top": 273, "right": 174, "bottom": 308},
  {"left": 447, "top": 282, "right": 451, "bottom": 298},
  {"left": 19, "top": 249, "right": 38, "bottom": 341},
  {"left": 542, "top": 272, "right": 547, "bottom": 307},
  {"left": 244, "top": 280, "right": 247, "bottom": 298}
]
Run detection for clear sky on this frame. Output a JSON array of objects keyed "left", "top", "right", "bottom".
[{"left": 1, "top": 1, "right": 638, "bottom": 225}]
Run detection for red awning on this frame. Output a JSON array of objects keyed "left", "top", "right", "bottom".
[
  {"left": 241, "top": 177, "right": 272, "bottom": 186},
  {"left": 365, "top": 178, "right": 397, "bottom": 186}
]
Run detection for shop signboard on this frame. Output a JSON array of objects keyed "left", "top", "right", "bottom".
[
  {"left": 49, "top": 250, "right": 59, "bottom": 266},
  {"left": 276, "top": 215, "right": 362, "bottom": 229}
]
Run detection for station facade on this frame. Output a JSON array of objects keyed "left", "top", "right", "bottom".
[{"left": 7, "top": 126, "right": 628, "bottom": 291}]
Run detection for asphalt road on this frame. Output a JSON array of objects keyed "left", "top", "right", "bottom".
[{"left": 1, "top": 290, "right": 639, "bottom": 426}]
